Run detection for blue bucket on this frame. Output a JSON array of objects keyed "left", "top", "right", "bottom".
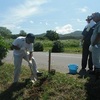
[{"left": 68, "top": 64, "right": 78, "bottom": 74}]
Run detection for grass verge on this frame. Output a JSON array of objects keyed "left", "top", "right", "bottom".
[{"left": 0, "top": 63, "right": 100, "bottom": 100}]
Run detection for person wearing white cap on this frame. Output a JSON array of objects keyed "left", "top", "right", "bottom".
[
  {"left": 90, "top": 12, "right": 100, "bottom": 76},
  {"left": 11, "top": 33, "right": 38, "bottom": 83},
  {"left": 81, "top": 15, "right": 96, "bottom": 72}
]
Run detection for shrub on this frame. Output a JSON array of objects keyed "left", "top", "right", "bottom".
[
  {"left": 5, "top": 39, "right": 14, "bottom": 50},
  {"left": 52, "top": 40, "right": 64, "bottom": 52},
  {"left": 34, "top": 42, "right": 44, "bottom": 51},
  {"left": 0, "top": 36, "right": 9, "bottom": 64}
]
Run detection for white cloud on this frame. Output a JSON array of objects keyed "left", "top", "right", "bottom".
[
  {"left": 76, "top": 19, "right": 84, "bottom": 23},
  {"left": 39, "top": 22, "right": 43, "bottom": 24},
  {"left": 2, "top": 24, "right": 16, "bottom": 29},
  {"left": 16, "top": 26, "right": 21, "bottom": 29},
  {"left": 45, "top": 22, "right": 49, "bottom": 25},
  {"left": 30, "top": 20, "right": 34, "bottom": 24},
  {"left": 54, "top": 22, "right": 58, "bottom": 25},
  {"left": 55, "top": 24, "right": 74, "bottom": 34},
  {"left": 1, "top": 0, "right": 48, "bottom": 31},
  {"left": 79, "top": 6, "right": 88, "bottom": 13}
]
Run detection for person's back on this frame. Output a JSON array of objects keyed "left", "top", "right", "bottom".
[
  {"left": 13, "top": 36, "right": 26, "bottom": 55},
  {"left": 12, "top": 36, "right": 33, "bottom": 55}
]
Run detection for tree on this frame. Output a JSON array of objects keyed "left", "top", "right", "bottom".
[
  {"left": 45, "top": 30, "right": 59, "bottom": 41},
  {"left": 19, "top": 30, "right": 27, "bottom": 36},
  {"left": 0, "top": 36, "right": 8, "bottom": 64},
  {"left": 11, "top": 30, "right": 27, "bottom": 39},
  {"left": 0, "top": 27, "right": 12, "bottom": 38}
]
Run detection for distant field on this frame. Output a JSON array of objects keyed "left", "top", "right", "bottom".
[{"left": 32, "top": 39, "right": 82, "bottom": 53}]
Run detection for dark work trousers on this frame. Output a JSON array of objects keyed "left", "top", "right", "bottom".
[{"left": 81, "top": 41, "right": 93, "bottom": 70}]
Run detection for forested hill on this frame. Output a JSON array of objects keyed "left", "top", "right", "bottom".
[
  {"left": 36, "top": 31, "right": 82, "bottom": 38},
  {"left": 36, "top": 31, "right": 82, "bottom": 39},
  {"left": 59, "top": 31, "right": 82, "bottom": 39},
  {"left": 59, "top": 31, "right": 82, "bottom": 37}
]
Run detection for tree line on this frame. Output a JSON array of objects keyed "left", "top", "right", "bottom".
[
  {"left": 0, "top": 26, "right": 81, "bottom": 40},
  {"left": 0, "top": 27, "right": 59, "bottom": 41}
]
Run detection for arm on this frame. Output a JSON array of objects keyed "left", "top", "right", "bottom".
[
  {"left": 11, "top": 45, "right": 20, "bottom": 50},
  {"left": 81, "top": 35, "right": 84, "bottom": 42},
  {"left": 11, "top": 37, "right": 21, "bottom": 50},
  {"left": 81, "top": 27, "right": 87, "bottom": 42},
  {"left": 80, "top": 29, "right": 85, "bottom": 46}
]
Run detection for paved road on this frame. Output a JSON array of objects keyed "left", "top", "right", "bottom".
[{"left": 3, "top": 51, "right": 82, "bottom": 73}]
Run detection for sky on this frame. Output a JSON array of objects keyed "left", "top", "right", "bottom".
[{"left": 0, "top": 0, "right": 99, "bottom": 35}]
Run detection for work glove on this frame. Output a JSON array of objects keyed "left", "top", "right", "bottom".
[
  {"left": 89, "top": 45, "right": 93, "bottom": 52},
  {"left": 94, "top": 45, "right": 98, "bottom": 48},
  {"left": 89, "top": 45, "right": 98, "bottom": 52}
]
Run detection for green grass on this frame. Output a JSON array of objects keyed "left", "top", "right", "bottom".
[
  {"left": 0, "top": 63, "right": 100, "bottom": 100},
  {"left": 8, "top": 39, "right": 82, "bottom": 53}
]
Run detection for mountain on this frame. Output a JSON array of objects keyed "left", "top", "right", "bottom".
[
  {"left": 59, "top": 31, "right": 82, "bottom": 39},
  {"left": 35, "top": 31, "right": 82, "bottom": 39},
  {"left": 35, "top": 33, "right": 46, "bottom": 37},
  {"left": 59, "top": 31, "right": 82, "bottom": 37}
]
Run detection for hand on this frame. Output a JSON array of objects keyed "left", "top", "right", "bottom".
[
  {"left": 89, "top": 45, "right": 93, "bottom": 52},
  {"left": 29, "top": 52, "right": 33, "bottom": 60},
  {"left": 28, "top": 56, "right": 32, "bottom": 64},
  {"left": 94, "top": 45, "right": 98, "bottom": 48}
]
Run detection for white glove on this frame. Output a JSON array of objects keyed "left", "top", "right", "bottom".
[
  {"left": 29, "top": 60, "right": 32, "bottom": 64},
  {"left": 89, "top": 45, "right": 93, "bottom": 52},
  {"left": 94, "top": 45, "right": 98, "bottom": 48}
]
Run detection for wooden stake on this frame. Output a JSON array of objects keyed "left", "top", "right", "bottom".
[{"left": 48, "top": 50, "right": 51, "bottom": 73}]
